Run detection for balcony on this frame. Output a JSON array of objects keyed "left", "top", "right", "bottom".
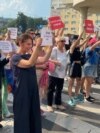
[
  {"left": 51, "top": 0, "right": 73, "bottom": 9},
  {"left": 73, "top": 0, "right": 100, "bottom": 9},
  {"left": 52, "top": 0, "right": 73, "bottom": 5}
]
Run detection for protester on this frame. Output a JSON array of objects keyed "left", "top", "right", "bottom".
[
  {"left": 47, "top": 36, "right": 69, "bottom": 112},
  {"left": 0, "top": 50, "right": 10, "bottom": 128},
  {"left": 67, "top": 30, "right": 91, "bottom": 106},
  {"left": 4, "top": 30, "right": 17, "bottom": 93},
  {"left": 25, "top": 28, "right": 35, "bottom": 39},
  {"left": 36, "top": 46, "right": 50, "bottom": 116},
  {"left": 80, "top": 31, "right": 100, "bottom": 101},
  {"left": 64, "top": 33, "right": 71, "bottom": 51},
  {"left": 82, "top": 40, "right": 100, "bottom": 102},
  {"left": 1, "top": 30, "right": 16, "bottom": 118},
  {"left": 11, "top": 33, "right": 53, "bottom": 133}
]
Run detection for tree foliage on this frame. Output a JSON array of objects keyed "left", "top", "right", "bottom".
[
  {"left": 0, "top": 12, "right": 47, "bottom": 34},
  {"left": 27, "top": 17, "right": 34, "bottom": 29},
  {"left": 7, "top": 19, "right": 17, "bottom": 27},
  {"left": 16, "top": 12, "right": 27, "bottom": 33}
]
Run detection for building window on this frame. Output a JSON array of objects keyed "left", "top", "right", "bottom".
[
  {"left": 71, "top": 28, "right": 76, "bottom": 31},
  {"left": 71, "top": 21, "right": 76, "bottom": 24},
  {"left": 65, "top": 15, "right": 69, "bottom": 18},
  {"left": 96, "top": 14, "right": 100, "bottom": 17},
  {"left": 67, "top": 12, "right": 70, "bottom": 15},
  {"left": 65, "top": 28, "right": 68, "bottom": 30},
  {"left": 65, "top": 21, "right": 69, "bottom": 24},
  {"left": 95, "top": 20, "right": 100, "bottom": 24},
  {"left": 72, "top": 15, "right": 76, "bottom": 18}
]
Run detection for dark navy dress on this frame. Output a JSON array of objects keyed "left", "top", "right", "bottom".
[{"left": 11, "top": 54, "right": 42, "bottom": 133}]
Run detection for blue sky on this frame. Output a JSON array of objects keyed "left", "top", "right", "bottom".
[{"left": 0, "top": 0, "right": 51, "bottom": 18}]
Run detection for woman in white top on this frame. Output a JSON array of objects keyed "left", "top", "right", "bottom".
[{"left": 47, "top": 36, "right": 68, "bottom": 112}]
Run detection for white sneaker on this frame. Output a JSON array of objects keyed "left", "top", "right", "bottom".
[
  {"left": 56, "top": 105, "right": 66, "bottom": 110},
  {"left": 47, "top": 106, "right": 54, "bottom": 112},
  {"left": 4, "top": 112, "right": 14, "bottom": 118}
]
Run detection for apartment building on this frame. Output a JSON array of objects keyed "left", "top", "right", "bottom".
[{"left": 51, "top": 0, "right": 100, "bottom": 35}]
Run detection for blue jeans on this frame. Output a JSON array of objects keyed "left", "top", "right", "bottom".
[{"left": 5, "top": 69, "right": 14, "bottom": 87}]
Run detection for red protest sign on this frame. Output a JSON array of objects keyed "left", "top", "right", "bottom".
[
  {"left": 48, "top": 16, "right": 65, "bottom": 30},
  {"left": 85, "top": 20, "right": 94, "bottom": 33}
]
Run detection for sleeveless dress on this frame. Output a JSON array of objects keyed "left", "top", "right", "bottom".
[{"left": 11, "top": 54, "right": 42, "bottom": 133}]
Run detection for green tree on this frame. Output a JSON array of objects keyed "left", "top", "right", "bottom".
[
  {"left": 16, "top": 12, "right": 27, "bottom": 33},
  {"left": 7, "top": 19, "right": 17, "bottom": 27},
  {"left": 33, "top": 18, "right": 47, "bottom": 30},
  {"left": 0, "top": 12, "right": 48, "bottom": 34},
  {"left": 27, "top": 17, "right": 34, "bottom": 29},
  {"left": 27, "top": 17, "right": 47, "bottom": 30}
]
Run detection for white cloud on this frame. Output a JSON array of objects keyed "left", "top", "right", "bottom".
[
  {"left": 0, "top": 0, "right": 29, "bottom": 17},
  {"left": 9, "top": 0, "right": 22, "bottom": 7},
  {"left": 8, "top": 0, "right": 28, "bottom": 11},
  {"left": 0, "top": 3, "right": 7, "bottom": 11},
  {"left": 0, "top": 0, "right": 50, "bottom": 18}
]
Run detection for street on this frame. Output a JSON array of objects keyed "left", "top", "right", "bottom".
[{"left": 0, "top": 82, "right": 100, "bottom": 133}]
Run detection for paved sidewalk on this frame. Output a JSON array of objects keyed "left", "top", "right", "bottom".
[{"left": 0, "top": 83, "right": 100, "bottom": 133}]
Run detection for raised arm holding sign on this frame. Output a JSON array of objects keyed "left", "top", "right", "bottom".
[
  {"left": 41, "top": 27, "right": 53, "bottom": 46},
  {"left": 8, "top": 28, "right": 18, "bottom": 39},
  {"left": 84, "top": 20, "right": 94, "bottom": 33},
  {"left": 48, "top": 16, "right": 65, "bottom": 30}
]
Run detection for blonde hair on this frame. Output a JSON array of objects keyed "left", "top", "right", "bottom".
[{"left": 42, "top": 46, "right": 50, "bottom": 52}]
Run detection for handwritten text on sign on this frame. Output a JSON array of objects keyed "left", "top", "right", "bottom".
[
  {"left": 48, "top": 16, "right": 65, "bottom": 30},
  {"left": 41, "top": 27, "right": 53, "bottom": 46},
  {"left": 8, "top": 28, "right": 18, "bottom": 39},
  {"left": 85, "top": 20, "right": 94, "bottom": 33},
  {"left": 0, "top": 41, "right": 12, "bottom": 53}
]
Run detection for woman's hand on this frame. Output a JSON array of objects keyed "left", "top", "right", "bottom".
[
  {"left": 56, "top": 61, "right": 62, "bottom": 66},
  {"left": 35, "top": 37, "right": 42, "bottom": 47},
  {"left": 6, "top": 53, "right": 11, "bottom": 59}
]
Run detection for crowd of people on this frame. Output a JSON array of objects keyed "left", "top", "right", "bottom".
[{"left": 0, "top": 26, "right": 100, "bottom": 133}]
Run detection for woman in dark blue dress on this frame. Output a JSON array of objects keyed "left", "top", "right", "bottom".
[{"left": 11, "top": 34, "right": 52, "bottom": 133}]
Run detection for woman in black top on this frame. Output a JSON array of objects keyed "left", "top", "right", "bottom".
[
  {"left": 67, "top": 31, "right": 90, "bottom": 106},
  {"left": 0, "top": 53, "right": 9, "bottom": 128}
]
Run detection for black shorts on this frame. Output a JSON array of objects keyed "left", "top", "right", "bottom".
[{"left": 69, "top": 62, "right": 82, "bottom": 78}]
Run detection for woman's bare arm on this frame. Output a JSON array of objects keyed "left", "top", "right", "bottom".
[
  {"left": 70, "top": 30, "right": 84, "bottom": 54},
  {"left": 79, "top": 34, "right": 91, "bottom": 50},
  {"left": 36, "top": 46, "right": 53, "bottom": 64},
  {"left": 90, "top": 40, "right": 100, "bottom": 51},
  {"left": 17, "top": 38, "right": 42, "bottom": 68}
]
